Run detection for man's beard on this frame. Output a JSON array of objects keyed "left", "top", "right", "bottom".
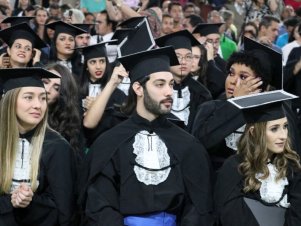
[{"left": 143, "top": 87, "right": 173, "bottom": 116}]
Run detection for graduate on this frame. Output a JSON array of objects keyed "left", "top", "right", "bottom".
[
  {"left": 46, "top": 21, "right": 86, "bottom": 77},
  {"left": 214, "top": 91, "right": 301, "bottom": 226},
  {"left": 0, "top": 68, "right": 76, "bottom": 225},
  {"left": 192, "top": 37, "right": 301, "bottom": 170},
  {"left": 155, "top": 30, "right": 212, "bottom": 132},
  {"left": 0, "top": 22, "right": 47, "bottom": 68},
  {"left": 78, "top": 41, "right": 127, "bottom": 147},
  {"left": 82, "top": 47, "right": 213, "bottom": 226}
]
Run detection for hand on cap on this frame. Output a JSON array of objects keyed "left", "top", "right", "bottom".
[
  {"left": 32, "top": 48, "right": 41, "bottom": 66},
  {"left": 109, "top": 64, "right": 128, "bottom": 87},
  {"left": 0, "top": 53, "right": 10, "bottom": 68},
  {"left": 233, "top": 76, "right": 262, "bottom": 97}
]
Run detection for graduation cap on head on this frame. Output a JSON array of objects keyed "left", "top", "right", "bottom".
[
  {"left": 0, "top": 67, "right": 60, "bottom": 94},
  {"left": 73, "top": 23, "right": 94, "bottom": 34},
  {"left": 118, "top": 46, "right": 179, "bottom": 82},
  {"left": 228, "top": 90, "right": 297, "bottom": 123},
  {"left": 244, "top": 37, "right": 282, "bottom": 90},
  {"left": 46, "top": 21, "right": 86, "bottom": 37},
  {"left": 76, "top": 40, "right": 118, "bottom": 61},
  {"left": 0, "top": 23, "right": 47, "bottom": 49},
  {"left": 156, "top": 30, "right": 200, "bottom": 50},
  {"left": 116, "top": 17, "right": 155, "bottom": 57},
  {"left": 192, "top": 23, "right": 223, "bottom": 36},
  {"left": 1, "top": 16, "right": 34, "bottom": 26}
]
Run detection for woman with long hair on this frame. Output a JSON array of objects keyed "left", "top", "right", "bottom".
[
  {"left": 214, "top": 91, "right": 301, "bottom": 226},
  {"left": 46, "top": 20, "right": 86, "bottom": 77},
  {"left": 42, "top": 63, "right": 82, "bottom": 155},
  {"left": 78, "top": 41, "right": 127, "bottom": 147},
  {"left": 32, "top": 7, "right": 49, "bottom": 41},
  {"left": 0, "top": 67, "right": 75, "bottom": 225}
]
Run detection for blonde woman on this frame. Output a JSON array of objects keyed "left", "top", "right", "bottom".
[
  {"left": 214, "top": 91, "right": 301, "bottom": 226},
  {"left": 0, "top": 68, "right": 75, "bottom": 226}
]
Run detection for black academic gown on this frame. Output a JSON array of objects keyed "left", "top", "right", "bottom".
[
  {"left": 82, "top": 112, "right": 213, "bottom": 226},
  {"left": 214, "top": 155, "right": 301, "bottom": 226},
  {"left": 214, "top": 55, "right": 227, "bottom": 74},
  {"left": 204, "top": 60, "right": 226, "bottom": 99},
  {"left": 192, "top": 98, "right": 301, "bottom": 171},
  {"left": 83, "top": 88, "right": 127, "bottom": 147},
  {"left": 173, "top": 75, "right": 212, "bottom": 132},
  {"left": 0, "top": 129, "right": 76, "bottom": 226}
]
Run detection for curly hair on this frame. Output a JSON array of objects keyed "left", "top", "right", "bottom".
[
  {"left": 227, "top": 51, "right": 270, "bottom": 91},
  {"left": 45, "top": 63, "right": 82, "bottom": 153},
  {"left": 237, "top": 121, "right": 301, "bottom": 193}
]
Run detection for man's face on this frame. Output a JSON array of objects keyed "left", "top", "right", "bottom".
[
  {"left": 143, "top": 72, "right": 174, "bottom": 116},
  {"left": 262, "top": 21, "right": 279, "bottom": 42},
  {"left": 75, "top": 33, "right": 91, "bottom": 47},
  {"left": 169, "top": 5, "right": 183, "bottom": 23},
  {"left": 170, "top": 48, "right": 193, "bottom": 81},
  {"left": 205, "top": 33, "right": 220, "bottom": 57},
  {"left": 95, "top": 13, "right": 112, "bottom": 36},
  {"left": 161, "top": 16, "right": 174, "bottom": 35},
  {"left": 183, "top": 18, "right": 194, "bottom": 33}
]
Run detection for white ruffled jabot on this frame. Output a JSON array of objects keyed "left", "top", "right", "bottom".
[
  {"left": 133, "top": 130, "right": 171, "bottom": 186},
  {"left": 256, "top": 163, "right": 290, "bottom": 208}
]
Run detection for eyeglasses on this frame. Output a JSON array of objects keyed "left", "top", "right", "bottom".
[
  {"left": 205, "top": 39, "right": 220, "bottom": 45},
  {"left": 176, "top": 54, "right": 193, "bottom": 62}
]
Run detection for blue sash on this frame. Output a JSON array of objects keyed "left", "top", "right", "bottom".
[{"left": 124, "top": 212, "right": 177, "bottom": 226}]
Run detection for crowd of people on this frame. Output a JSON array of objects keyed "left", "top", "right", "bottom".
[{"left": 0, "top": 0, "right": 301, "bottom": 225}]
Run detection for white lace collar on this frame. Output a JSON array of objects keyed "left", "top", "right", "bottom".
[
  {"left": 133, "top": 130, "right": 171, "bottom": 185},
  {"left": 11, "top": 138, "right": 33, "bottom": 192},
  {"left": 171, "top": 86, "right": 190, "bottom": 125},
  {"left": 256, "top": 163, "right": 290, "bottom": 208},
  {"left": 88, "top": 83, "right": 101, "bottom": 97},
  {"left": 225, "top": 125, "right": 245, "bottom": 151}
]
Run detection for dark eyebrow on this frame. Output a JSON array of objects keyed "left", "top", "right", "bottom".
[{"left": 23, "top": 91, "right": 47, "bottom": 96}]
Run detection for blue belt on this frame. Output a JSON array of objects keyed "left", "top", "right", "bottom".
[{"left": 124, "top": 212, "right": 177, "bottom": 226}]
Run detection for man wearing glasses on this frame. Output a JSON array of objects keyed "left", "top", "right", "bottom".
[{"left": 156, "top": 30, "right": 212, "bottom": 132}]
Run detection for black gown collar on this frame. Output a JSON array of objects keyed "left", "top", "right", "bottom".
[
  {"left": 131, "top": 111, "right": 169, "bottom": 132},
  {"left": 19, "top": 127, "right": 36, "bottom": 143},
  {"left": 173, "top": 75, "right": 190, "bottom": 90}
]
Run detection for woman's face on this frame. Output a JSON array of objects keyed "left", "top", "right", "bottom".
[
  {"left": 266, "top": 117, "right": 288, "bottom": 155},
  {"left": 8, "top": 39, "right": 33, "bottom": 67},
  {"left": 87, "top": 57, "right": 106, "bottom": 82},
  {"left": 16, "top": 87, "right": 47, "bottom": 133},
  {"left": 191, "top": 46, "right": 201, "bottom": 73},
  {"left": 225, "top": 63, "right": 256, "bottom": 98},
  {"left": 55, "top": 33, "right": 75, "bottom": 59},
  {"left": 36, "top": 9, "right": 48, "bottom": 25},
  {"left": 42, "top": 69, "right": 61, "bottom": 105}
]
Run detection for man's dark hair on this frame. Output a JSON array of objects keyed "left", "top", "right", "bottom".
[
  {"left": 259, "top": 15, "right": 280, "bottom": 30},
  {"left": 99, "top": 10, "right": 117, "bottom": 31},
  {"left": 168, "top": 1, "right": 182, "bottom": 13},
  {"left": 185, "top": 14, "right": 204, "bottom": 27}
]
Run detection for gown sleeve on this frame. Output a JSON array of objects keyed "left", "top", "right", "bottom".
[
  {"left": 180, "top": 140, "right": 214, "bottom": 226},
  {"left": 85, "top": 152, "right": 124, "bottom": 226}
]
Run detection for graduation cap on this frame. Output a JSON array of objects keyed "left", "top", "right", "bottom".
[
  {"left": 192, "top": 23, "right": 223, "bottom": 36},
  {"left": 228, "top": 90, "right": 297, "bottom": 123},
  {"left": 0, "top": 67, "right": 60, "bottom": 94},
  {"left": 0, "top": 23, "right": 47, "bottom": 49},
  {"left": 76, "top": 40, "right": 118, "bottom": 61},
  {"left": 244, "top": 36, "right": 282, "bottom": 90},
  {"left": 118, "top": 46, "right": 179, "bottom": 82},
  {"left": 155, "top": 30, "right": 200, "bottom": 50},
  {"left": 73, "top": 23, "right": 94, "bottom": 34},
  {"left": 1, "top": 16, "right": 34, "bottom": 26},
  {"left": 116, "top": 17, "right": 155, "bottom": 57},
  {"left": 46, "top": 21, "right": 86, "bottom": 37},
  {"left": 111, "top": 28, "right": 132, "bottom": 45}
]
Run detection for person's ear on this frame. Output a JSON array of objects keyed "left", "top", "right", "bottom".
[
  {"left": 7, "top": 47, "right": 11, "bottom": 56},
  {"left": 132, "top": 81, "right": 143, "bottom": 97},
  {"left": 249, "top": 126, "right": 254, "bottom": 136}
]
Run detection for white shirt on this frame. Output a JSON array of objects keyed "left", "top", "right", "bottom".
[{"left": 282, "top": 40, "right": 300, "bottom": 65}]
